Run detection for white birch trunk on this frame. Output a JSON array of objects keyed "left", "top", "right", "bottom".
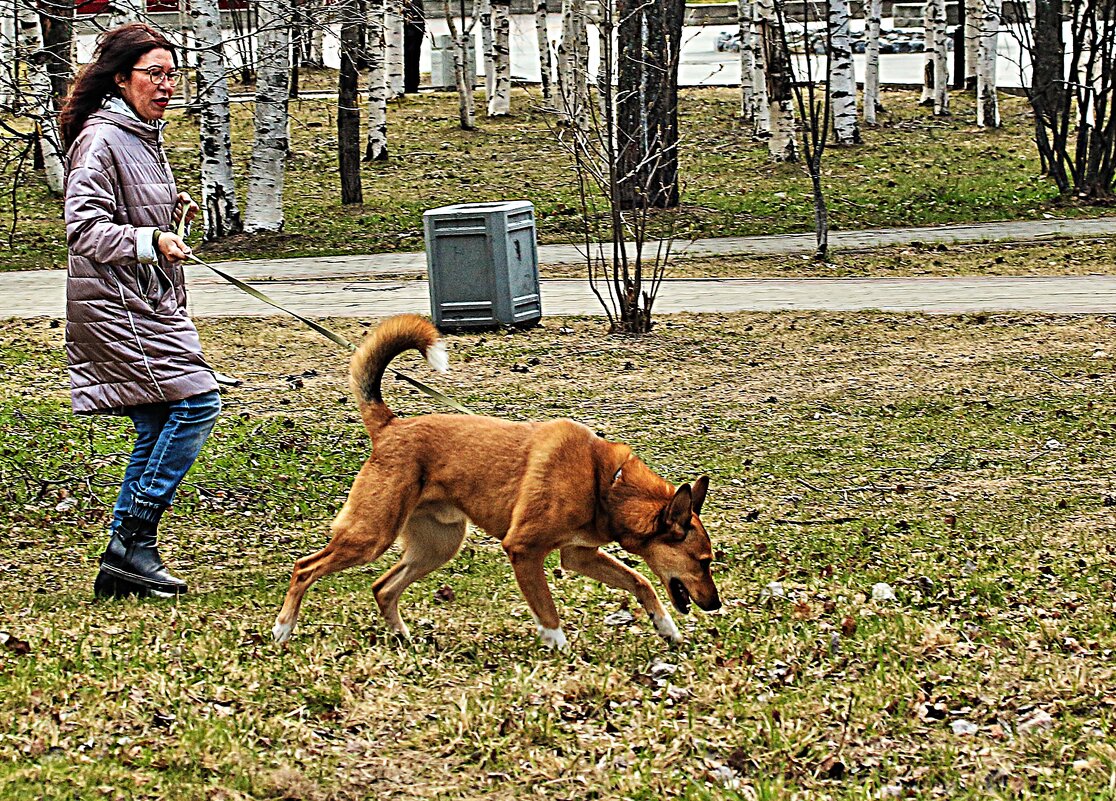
[
  {"left": 0, "top": 0, "right": 17, "bottom": 108},
  {"left": 443, "top": 0, "right": 478, "bottom": 129},
  {"left": 366, "top": 0, "right": 389, "bottom": 159},
  {"left": 752, "top": 0, "right": 773, "bottom": 139},
  {"left": 737, "top": 0, "right": 755, "bottom": 123},
  {"left": 828, "top": 0, "right": 859, "bottom": 143},
  {"left": 192, "top": 0, "right": 242, "bottom": 239},
  {"left": 863, "top": 0, "right": 882, "bottom": 123},
  {"left": 309, "top": 1, "right": 326, "bottom": 65},
  {"left": 558, "top": 0, "right": 589, "bottom": 132},
  {"left": 964, "top": 0, "right": 980, "bottom": 88},
  {"left": 108, "top": 0, "right": 146, "bottom": 28},
  {"left": 385, "top": 0, "right": 405, "bottom": 98},
  {"left": 16, "top": 5, "right": 63, "bottom": 194},
  {"left": 480, "top": 0, "right": 495, "bottom": 102},
  {"left": 920, "top": 0, "right": 934, "bottom": 104},
  {"left": 488, "top": 0, "right": 510, "bottom": 115},
  {"left": 976, "top": 0, "right": 1001, "bottom": 127},
  {"left": 245, "top": 0, "right": 291, "bottom": 233},
  {"left": 535, "top": 1, "right": 552, "bottom": 101},
  {"left": 930, "top": 0, "right": 949, "bottom": 114}
]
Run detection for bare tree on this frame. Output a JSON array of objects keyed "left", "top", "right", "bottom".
[
  {"left": 1012, "top": 0, "right": 1116, "bottom": 198},
  {"left": 550, "top": 1, "right": 681, "bottom": 333},
  {"left": 776, "top": 0, "right": 830, "bottom": 256}
]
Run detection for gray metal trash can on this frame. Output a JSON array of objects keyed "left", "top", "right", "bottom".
[{"left": 423, "top": 201, "right": 542, "bottom": 330}]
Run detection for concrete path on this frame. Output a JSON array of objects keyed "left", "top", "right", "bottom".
[{"left": 4, "top": 217, "right": 1116, "bottom": 319}]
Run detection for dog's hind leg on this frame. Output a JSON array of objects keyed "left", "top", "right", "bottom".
[
  {"left": 372, "top": 506, "right": 466, "bottom": 638},
  {"left": 559, "top": 546, "right": 683, "bottom": 644},
  {"left": 272, "top": 463, "right": 418, "bottom": 644}
]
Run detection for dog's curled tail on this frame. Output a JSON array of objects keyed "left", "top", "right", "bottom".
[{"left": 349, "top": 314, "right": 449, "bottom": 433}]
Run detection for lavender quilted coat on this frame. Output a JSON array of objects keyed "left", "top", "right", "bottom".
[{"left": 64, "top": 104, "right": 217, "bottom": 414}]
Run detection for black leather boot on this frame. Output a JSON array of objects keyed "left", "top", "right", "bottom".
[{"left": 95, "top": 515, "right": 188, "bottom": 597}]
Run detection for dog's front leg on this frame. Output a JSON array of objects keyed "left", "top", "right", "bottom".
[
  {"left": 503, "top": 540, "right": 568, "bottom": 650},
  {"left": 559, "top": 546, "right": 683, "bottom": 644}
]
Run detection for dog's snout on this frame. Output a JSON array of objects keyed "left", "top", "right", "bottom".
[{"left": 699, "top": 590, "right": 722, "bottom": 612}]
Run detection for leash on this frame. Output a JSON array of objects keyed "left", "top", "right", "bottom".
[{"left": 176, "top": 225, "right": 475, "bottom": 415}]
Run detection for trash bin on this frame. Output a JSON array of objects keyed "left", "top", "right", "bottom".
[
  {"left": 423, "top": 200, "right": 542, "bottom": 330},
  {"left": 429, "top": 34, "right": 477, "bottom": 91}
]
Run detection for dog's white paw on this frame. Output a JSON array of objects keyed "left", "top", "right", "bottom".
[
  {"left": 537, "top": 625, "right": 569, "bottom": 650},
  {"left": 653, "top": 612, "right": 684, "bottom": 645},
  {"left": 272, "top": 618, "right": 293, "bottom": 644}
]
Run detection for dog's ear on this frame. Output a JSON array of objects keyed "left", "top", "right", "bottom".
[
  {"left": 691, "top": 476, "right": 709, "bottom": 515},
  {"left": 664, "top": 483, "right": 694, "bottom": 537}
]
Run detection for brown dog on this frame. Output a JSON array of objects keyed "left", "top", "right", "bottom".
[{"left": 272, "top": 315, "right": 721, "bottom": 649}]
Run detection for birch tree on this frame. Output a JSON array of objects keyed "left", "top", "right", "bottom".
[
  {"left": 0, "top": 0, "right": 14, "bottom": 108},
  {"left": 245, "top": 0, "right": 291, "bottom": 233},
  {"left": 16, "top": 3, "right": 64, "bottom": 194},
  {"left": 964, "top": 0, "right": 980, "bottom": 88},
  {"left": 366, "top": 0, "right": 389, "bottom": 160},
  {"left": 920, "top": 0, "right": 935, "bottom": 104},
  {"left": 443, "top": 0, "right": 481, "bottom": 129},
  {"left": 557, "top": 0, "right": 589, "bottom": 131},
  {"left": 759, "top": 0, "right": 794, "bottom": 159},
  {"left": 385, "top": 0, "right": 405, "bottom": 98},
  {"left": 976, "top": 0, "right": 1001, "bottom": 127},
  {"left": 929, "top": 0, "right": 949, "bottom": 115},
  {"left": 827, "top": 0, "right": 859, "bottom": 143},
  {"left": 751, "top": 0, "right": 772, "bottom": 138},
  {"left": 738, "top": 0, "right": 756, "bottom": 123},
  {"left": 480, "top": 0, "right": 495, "bottom": 102},
  {"left": 536, "top": 1, "right": 552, "bottom": 101},
  {"left": 489, "top": 0, "right": 511, "bottom": 115},
  {"left": 192, "top": 0, "right": 242, "bottom": 238},
  {"left": 338, "top": 0, "right": 363, "bottom": 203},
  {"left": 863, "top": 0, "right": 882, "bottom": 123}
]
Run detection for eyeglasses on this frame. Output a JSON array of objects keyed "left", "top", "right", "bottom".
[{"left": 132, "top": 67, "right": 182, "bottom": 86}]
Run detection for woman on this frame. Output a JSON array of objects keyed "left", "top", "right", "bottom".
[{"left": 60, "top": 23, "right": 219, "bottom": 599}]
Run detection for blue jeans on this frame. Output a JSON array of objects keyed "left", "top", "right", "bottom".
[{"left": 110, "top": 390, "right": 222, "bottom": 532}]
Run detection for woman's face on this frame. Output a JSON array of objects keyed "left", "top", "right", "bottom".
[{"left": 116, "top": 48, "right": 176, "bottom": 122}]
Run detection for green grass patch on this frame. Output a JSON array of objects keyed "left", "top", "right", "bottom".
[{"left": 2, "top": 311, "right": 1116, "bottom": 797}]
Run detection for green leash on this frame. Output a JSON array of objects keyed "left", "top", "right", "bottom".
[{"left": 176, "top": 215, "right": 474, "bottom": 416}]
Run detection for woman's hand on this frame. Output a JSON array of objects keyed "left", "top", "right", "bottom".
[
  {"left": 157, "top": 232, "right": 192, "bottom": 262},
  {"left": 173, "top": 192, "right": 200, "bottom": 231}
]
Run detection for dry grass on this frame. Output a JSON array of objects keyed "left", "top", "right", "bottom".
[{"left": 2, "top": 310, "right": 1116, "bottom": 798}]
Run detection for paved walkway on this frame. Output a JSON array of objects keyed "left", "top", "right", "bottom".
[{"left": 4, "top": 217, "right": 1116, "bottom": 319}]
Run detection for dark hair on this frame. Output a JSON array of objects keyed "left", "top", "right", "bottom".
[{"left": 59, "top": 23, "right": 177, "bottom": 150}]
